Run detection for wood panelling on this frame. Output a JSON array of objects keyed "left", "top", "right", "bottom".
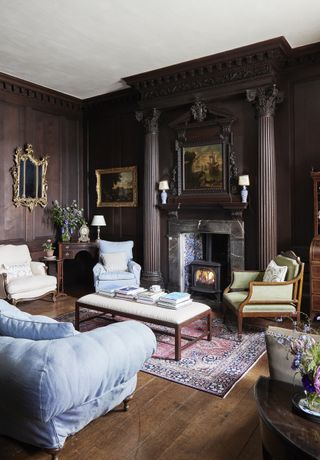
[
  {"left": 84, "top": 94, "right": 144, "bottom": 265},
  {"left": 0, "top": 74, "right": 83, "bottom": 256}
]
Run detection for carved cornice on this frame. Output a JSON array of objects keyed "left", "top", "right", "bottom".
[
  {"left": 0, "top": 72, "right": 82, "bottom": 113},
  {"left": 124, "top": 37, "right": 291, "bottom": 104}
]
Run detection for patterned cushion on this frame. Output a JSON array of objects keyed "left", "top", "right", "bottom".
[
  {"left": 263, "top": 260, "right": 287, "bottom": 282},
  {"left": 3, "top": 262, "right": 32, "bottom": 282},
  {"left": 101, "top": 252, "right": 128, "bottom": 272}
]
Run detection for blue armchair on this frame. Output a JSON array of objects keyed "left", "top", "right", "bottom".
[{"left": 93, "top": 240, "right": 141, "bottom": 292}]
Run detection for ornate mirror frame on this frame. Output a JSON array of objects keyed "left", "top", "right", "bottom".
[{"left": 11, "top": 144, "right": 48, "bottom": 211}]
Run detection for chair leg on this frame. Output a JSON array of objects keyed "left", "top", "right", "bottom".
[
  {"left": 237, "top": 315, "right": 243, "bottom": 340},
  {"left": 123, "top": 394, "right": 133, "bottom": 411}
]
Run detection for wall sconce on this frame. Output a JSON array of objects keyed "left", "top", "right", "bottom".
[
  {"left": 238, "top": 175, "right": 250, "bottom": 203},
  {"left": 159, "top": 180, "right": 169, "bottom": 204},
  {"left": 91, "top": 215, "right": 106, "bottom": 241}
]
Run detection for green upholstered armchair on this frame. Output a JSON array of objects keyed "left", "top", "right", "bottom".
[{"left": 223, "top": 251, "right": 304, "bottom": 338}]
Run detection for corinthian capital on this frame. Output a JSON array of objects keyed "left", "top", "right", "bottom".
[
  {"left": 135, "top": 108, "right": 161, "bottom": 134},
  {"left": 246, "top": 85, "right": 283, "bottom": 117}
]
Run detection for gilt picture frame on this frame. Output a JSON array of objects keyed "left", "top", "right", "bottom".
[
  {"left": 178, "top": 141, "right": 226, "bottom": 194},
  {"left": 96, "top": 166, "right": 137, "bottom": 207}
]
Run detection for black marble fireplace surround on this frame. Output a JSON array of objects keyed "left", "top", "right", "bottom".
[{"left": 167, "top": 216, "right": 245, "bottom": 292}]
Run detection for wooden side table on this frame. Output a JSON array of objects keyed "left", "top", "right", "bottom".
[
  {"left": 41, "top": 258, "right": 66, "bottom": 298},
  {"left": 255, "top": 376, "right": 320, "bottom": 459}
]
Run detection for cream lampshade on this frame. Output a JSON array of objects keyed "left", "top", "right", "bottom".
[
  {"left": 159, "top": 180, "right": 169, "bottom": 204},
  {"left": 238, "top": 175, "right": 250, "bottom": 203},
  {"left": 91, "top": 215, "right": 106, "bottom": 241}
]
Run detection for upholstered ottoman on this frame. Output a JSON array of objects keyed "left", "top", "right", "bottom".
[{"left": 76, "top": 293, "right": 212, "bottom": 360}]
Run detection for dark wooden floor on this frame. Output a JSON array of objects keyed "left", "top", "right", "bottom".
[{"left": 0, "top": 291, "right": 270, "bottom": 460}]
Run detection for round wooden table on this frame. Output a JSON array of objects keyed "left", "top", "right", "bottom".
[{"left": 255, "top": 376, "right": 320, "bottom": 459}]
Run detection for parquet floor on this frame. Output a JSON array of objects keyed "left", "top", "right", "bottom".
[{"left": 0, "top": 291, "right": 269, "bottom": 460}]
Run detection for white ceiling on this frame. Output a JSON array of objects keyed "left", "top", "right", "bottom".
[{"left": 0, "top": 0, "right": 320, "bottom": 99}]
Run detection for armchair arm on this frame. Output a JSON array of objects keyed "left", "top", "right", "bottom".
[
  {"left": 225, "top": 271, "right": 264, "bottom": 292},
  {"left": 92, "top": 262, "right": 106, "bottom": 281},
  {"left": 30, "top": 261, "right": 46, "bottom": 276},
  {"left": 247, "top": 282, "right": 295, "bottom": 303},
  {"left": 128, "top": 260, "right": 141, "bottom": 285}
]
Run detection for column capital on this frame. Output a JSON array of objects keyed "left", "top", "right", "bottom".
[
  {"left": 246, "top": 85, "right": 283, "bottom": 117},
  {"left": 136, "top": 108, "right": 161, "bottom": 134}
]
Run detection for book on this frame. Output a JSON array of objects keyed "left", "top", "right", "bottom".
[
  {"left": 115, "top": 286, "right": 147, "bottom": 299},
  {"left": 158, "top": 292, "right": 191, "bottom": 305},
  {"left": 136, "top": 290, "right": 164, "bottom": 302},
  {"left": 157, "top": 299, "right": 192, "bottom": 309}
]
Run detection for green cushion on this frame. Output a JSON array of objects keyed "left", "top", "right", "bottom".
[
  {"left": 274, "top": 255, "right": 299, "bottom": 281},
  {"left": 242, "top": 304, "right": 296, "bottom": 313}
]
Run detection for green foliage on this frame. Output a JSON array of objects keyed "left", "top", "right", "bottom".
[{"left": 50, "top": 200, "right": 87, "bottom": 231}]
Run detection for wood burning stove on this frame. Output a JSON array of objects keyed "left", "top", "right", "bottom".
[{"left": 189, "top": 260, "right": 221, "bottom": 300}]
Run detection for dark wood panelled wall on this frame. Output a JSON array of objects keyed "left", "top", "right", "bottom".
[
  {"left": 1, "top": 37, "right": 320, "bottom": 294},
  {"left": 0, "top": 72, "right": 83, "bottom": 259}
]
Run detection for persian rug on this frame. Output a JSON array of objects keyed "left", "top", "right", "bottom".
[{"left": 57, "top": 309, "right": 266, "bottom": 398}]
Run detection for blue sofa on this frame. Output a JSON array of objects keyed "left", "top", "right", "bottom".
[{"left": 0, "top": 300, "right": 156, "bottom": 458}]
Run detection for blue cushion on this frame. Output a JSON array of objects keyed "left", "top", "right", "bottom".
[
  {"left": 99, "top": 240, "right": 133, "bottom": 261},
  {"left": 0, "top": 309, "right": 78, "bottom": 340}
]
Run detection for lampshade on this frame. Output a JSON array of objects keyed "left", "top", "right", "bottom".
[
  {"left": 159, "top": 180, "right": 169, "bottom": 191},
  {"left": 238, "top": 175, "right": 250, "bottom": 186},
  {"left": 91, "top": 215, "right": 106, "bottom": 226}
]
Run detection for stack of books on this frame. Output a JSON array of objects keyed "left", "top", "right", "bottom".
[
  {"left": 157, "top": 292, "right": 192, "bottom": 309},
  {"left": 114, "top": 286, "right": 147, "bottom": 300},
  {"left": 136, "top": 289, "right": 165, "bottom": 304}
]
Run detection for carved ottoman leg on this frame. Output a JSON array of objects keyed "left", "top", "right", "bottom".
[{"left": 123, "top": 394, "right": 134, "bottom": 411}]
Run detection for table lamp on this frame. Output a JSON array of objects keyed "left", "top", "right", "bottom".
[
  {"left": 238, "top": 175, "right": 250, "bottom": 203},
  {"left": 91, "top": 215, "right": 106, "bottom": 241},
  {"left": 159, "top": 180, "right": 169, "bottom": 204}
]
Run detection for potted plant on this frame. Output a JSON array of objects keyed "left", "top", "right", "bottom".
[{"left": 42, "top": 239, "right": 55, "bottom": 258}]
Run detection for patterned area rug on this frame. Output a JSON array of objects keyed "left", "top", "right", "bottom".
[{"left": 57, "top": 309, "right": 266, "bottom": 398}]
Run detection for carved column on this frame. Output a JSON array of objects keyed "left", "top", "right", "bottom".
[
  {"left": 136, "top": 108, "right": 163, "bottom": 286},
  {"left": 247, "top": 85, "right": 283, "bottom": 270}
]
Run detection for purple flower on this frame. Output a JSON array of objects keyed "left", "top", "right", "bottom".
[
  {"left": 302, "top": 374, "right": 316, "bottom": 393},
  {"left": 314, "top": 367, "right": 320, "bottom": 395}
]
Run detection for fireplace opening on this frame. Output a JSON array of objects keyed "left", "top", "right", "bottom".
[{"left": 189, "top": 260, "right": 221, "bottom": 300}]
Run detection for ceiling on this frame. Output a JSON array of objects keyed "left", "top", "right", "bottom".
[{"left": 0, "top": 0, "right": 320, "bottom": 100}]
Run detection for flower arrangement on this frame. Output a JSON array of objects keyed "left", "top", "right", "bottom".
[
  {"left": 289, "top": 329, "right": 320, "bottom": 411},
  {"left": 42, "top": 239, "right": 54, "bottom": 251},
  {"left": 50, "top": 200, "right": 87, "bottom": 241},
  {"left": 277, "top": 318, "right": 320, "bottom": 413}
]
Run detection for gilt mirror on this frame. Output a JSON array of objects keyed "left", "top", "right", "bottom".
[{"left": 11, "top": 144, "right": 48, "bottom": 211}]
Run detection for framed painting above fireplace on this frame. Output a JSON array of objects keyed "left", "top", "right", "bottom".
[
  {"left": 177, "top": 138, "right": 229, "bottom": 195},
  {"left": 179, "top": 142, "right": 225, "bottom": 193}
]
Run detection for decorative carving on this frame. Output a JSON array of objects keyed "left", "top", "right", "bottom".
[
  {"left": 190, "top": 97, "right": 207, "bottom": 122},
  {"left": 11, "top": 144, "right": 48, "bottom": 211},
  {"left": 246, "top": 84, "right": 283, "bottom": 117},
  {"left": 136, "top": 108, "right": 161, "bottom": 134}
]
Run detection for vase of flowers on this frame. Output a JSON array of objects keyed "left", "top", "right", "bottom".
[
  {"left": 42, "top": 239, "right": 55, "bottom": 258},
  {"left": 50, "top": 200, "right": 87, "bottom": 242},
  {"left": 290, "top": 331, "right": 320, "bottom": 413}
]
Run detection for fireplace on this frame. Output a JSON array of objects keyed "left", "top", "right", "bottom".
[
  {"left": 167, "top": 217, "right": 244, "bottom": 293},
  {"left": 189, "top": 260, "right": 221, "bottom": 300}
]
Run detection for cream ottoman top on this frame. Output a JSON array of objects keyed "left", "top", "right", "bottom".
[{"left": 77, "top": 293, "right": 210, "bottom": 325}]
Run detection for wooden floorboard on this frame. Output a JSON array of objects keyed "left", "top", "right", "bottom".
[{"left": 0, "top": 292, "right": 270, "bottom": 460}]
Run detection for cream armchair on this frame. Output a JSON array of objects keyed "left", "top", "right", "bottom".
[
  {"left": 223, "top": 251, "right": 304, "bottom": 338},
  {"left": 0, "top": 244, "right": 57, "bottom": 305}
]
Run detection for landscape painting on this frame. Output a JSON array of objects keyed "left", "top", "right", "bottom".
[
  {"left": 182, "top": 143, "right": 224, "bottom": 191},
  {"left": 96, "top": 166, "right": 137, "bottom": 207}
]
